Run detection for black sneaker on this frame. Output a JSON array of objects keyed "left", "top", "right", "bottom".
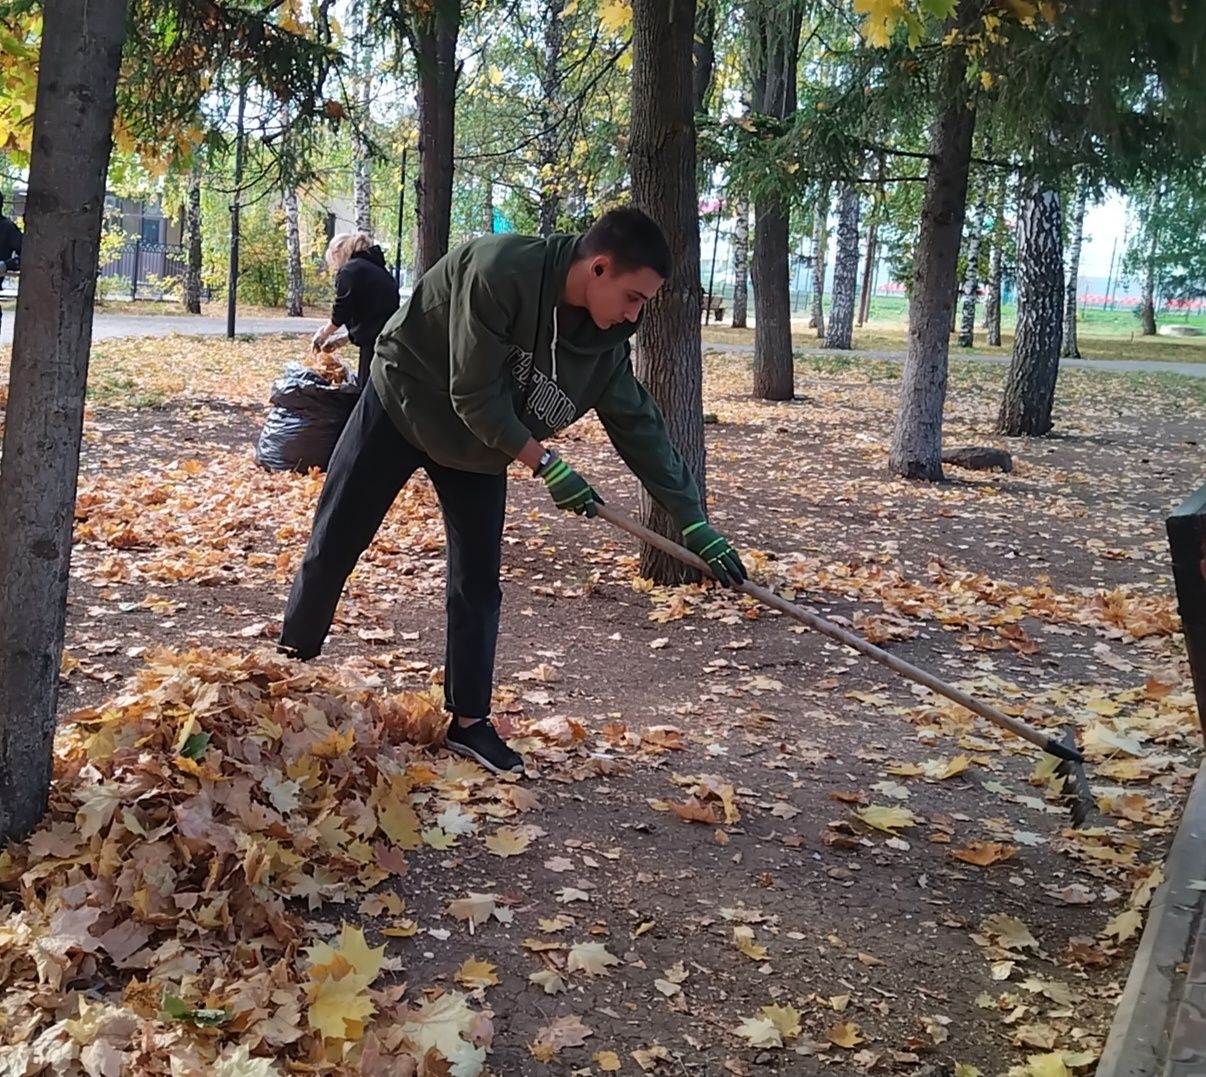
[{"left": 445, "top": 719, "right": 525, "bottom": 775}]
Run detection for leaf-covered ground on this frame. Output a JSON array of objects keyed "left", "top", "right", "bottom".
[{"left": 0, "top": 335, "right": 1202, "bottom": 1076}]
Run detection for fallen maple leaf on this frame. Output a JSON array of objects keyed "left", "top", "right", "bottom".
[
  {"left": 593, "top": 1050, "right": 622, "bottom": 1072},
  {"left": 532, "top": 1014, "right": 593, "bottom": 1056},
  {"left": 826, "top": 1022, "right": 864, "bottom": 1049},
  {"left": 484, "top": 828, "right": 531, "bottom": 856},
  {"left": 567, "top": 941, "right": 620, "bottom": 976},
  {"left": 528, "top": 969, "right": 567, "bottom": 995},
  {"left": 981, "top": 913, "right": 1040, "bottom": 951},
  {"left": 855, "top": 804, "right": 918, "bottom": 833},
  {"left": 447, "top": 892, "right": 498, "bottom": 929},
  {"left": 760, "top": 1004, "right": 802, "bottom": 1038},
  {"left": 455, "top": 957, "right": 499, "bottom": 990},
  {"left": 733, "top": 926, "right": 769, "bottom": 961},
  {"left": 951, "top": 842, "right": 1018, "bottom": 867},
  {"left": 734, "top": 1015, "right": 782, "bottom": 1049}
]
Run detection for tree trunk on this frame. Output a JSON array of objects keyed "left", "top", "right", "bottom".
[
  {"left": 693, "top": 0, "right": 715, "bottom": 115},
  {"left": 1060, "top": 181, "right": 1087, "bottom": 358},
  {"left": 956, "top": 173, "right": 989, "bottom": 346},
  {"left": 809, "top": 181, "right": 828, "bottom": 335},
  {"left": 482, "top": 181, "right": 494, "bottom": 234},
  {"left": 824, "top": 185, "right": 859, "bottom": 350},
  {"left": 538, "top": 0, "right": 566, "bottom": 237},
  {"left": 887, "top": 11, "right": 976, "bottom": 481},
  {"left": 984, "top": 239, "right": 1002, "bottom": 344},
  {"left": 284, "top": 184, "right": 304, "bottom": 316},
  {"left": 630, "top": 0, "right": 706, "bottom": 585},
  {"left": 857, "top": 220, "right": 877, "bottom": 327},
  {"left": 731, "top": 198, "right": 749, "bottom": 328},
  {"left": 748, "top": 0, "right": 802, "bottom": 400},
  {"left": 183, "top": 165, "right": 202, "bottom": 314},
  {"left": 0, "top": 0, "right": 128, "bottom": 843},
  {"left": 1139, "top": 184, "right": 1160, "bottom": 336},
  {"left": 352, "top": 1, "right": 373, "bottom": 234},
  {"left": 996, "top": 180, "right": 1063, "bottom": 436},
  {"left": 414, "top": 0, "right": 460, "bottom": 275}
]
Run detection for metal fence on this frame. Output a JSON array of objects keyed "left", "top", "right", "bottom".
[{"left": 98, "top": 240, "right": 192, "bottom": 300}]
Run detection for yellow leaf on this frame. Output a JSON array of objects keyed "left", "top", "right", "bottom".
[
  {"left": 981, "top": 913, "right": 1039, "bottom": 951},
  {"left": 593, "top": 1050, "right": 622, "bottom": 1072},
  {"left": 855, "top": 804, "right": 918, "bottom": 833},
  {"left": 734, "top": 1015, "right": 782, "bottom": 1049},
  {"left": 447, "top": 891, "right": 498, "bottom": 929},
  {"left": 1026, "top": 1054, "right": 1070, "bottom": 1077},
  {"left": 921, "top": 755, "right": 972, "bottom": 780},
  {"left": 826, "top": 1021, "right": 864, "bottom": 1049},
  {"left": 567, "top": 941, "right": 620, "bottom": 976},
  {"left": 307, "top": 970, "right": 375, "bottom": 1041},
  {"left": 455, "top": 956, "right": 499, "bottom": 989},
  {"left": 760, "top": 1004, "right": 802, "bottom": 1038},
  {"left": 305, "top": 924, "right": 385, "bottom": 985},
  {"left": 598, "top": 0, "right": 631, "bottom": 36},
  {"left": 1103, "top": 908, "right": 1143, "bottom": 943},
  {"left": 852, "top": 0, "right": 907, "bottom": 47},
  {"left": 399, "top": 990, "right": 478, "bottom": 1059},
  {"left": 376, "top": 793, "right": 421, "bottom": 849},
  {"left": 484, "top": 828, "right": 531, "bottom": 857},
  {"left": 421, "top": 827, "right": 458, "bottom": 849},
  {"left": 529, "top": 969, "right": 568, "bottom": 995},
  {"left": 733, "top": 926, "right": 769, "bottom": 961},
  {"left": 980, "top": 70, "right": 994, "bottom": 89},
  {"left": 955, "top": 1065, "right": 982, "bottom": 1077},
  {"left": 951, "top": 842, "right": 1018, "bottom": 866}
]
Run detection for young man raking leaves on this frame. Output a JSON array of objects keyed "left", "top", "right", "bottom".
[{"left": 279, "top": 207, "right": 745, "bottom": 774}]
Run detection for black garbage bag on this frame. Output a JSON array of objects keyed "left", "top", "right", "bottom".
[{"left": 255, "top": 363, "right": 360, "bottom": 472}]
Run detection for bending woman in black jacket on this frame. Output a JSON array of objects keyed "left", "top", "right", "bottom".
[{"left": 311, "top": 232, "right": 400, "bottom": 387}]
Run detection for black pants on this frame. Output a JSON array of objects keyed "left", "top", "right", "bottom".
[{"left": 280, "top": 381, "right": 507, "bottom": 720}]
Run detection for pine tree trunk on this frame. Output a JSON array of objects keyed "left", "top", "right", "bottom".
[
  {"left": 748, "top": 0, "right": 802, "bottom": 400},
  {"left": 887, "top": 14, "right": 976, "bottom": 481},
  {"left": 538, "top": 0, "right": 565, "bottom": 237},
  {"left": 1060, "top": 182, "right": 1086, "bottom": 358},
  {"left": 631, "top": 0, "right": 706, "bottom": 585},
  {"left": 414, "top": 0, "right": 460, "bottom": 275},
  {"left": 731, "top": 199, "right": 749, "bottom": 328},
  {"left": 0, "top": 0, "right": 128, "bottom": 842},
  {"left": 996, "top": 180, "right": 1063, "bottom": 436},
  {"left": 1139, "top": 185, "right": 1160, "bottom": 336},
  {"left": 824, "top": 185, "right": 859, "bottom": 350},
  {"left": 183, "top": 165, "right": 202, "bottom": 314},
  {"left": 284, "top": 184, "right": 304, "bottom": 316},
  {"left": 809, "top": 181, "right": 828, "bottom": 335},
  {"left": 956, "top": 175, "right": 989, "bottom": 347}
]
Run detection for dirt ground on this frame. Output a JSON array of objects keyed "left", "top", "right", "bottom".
[{"left": 3, "top": 337, "right": 1203, "bottom": 1076}]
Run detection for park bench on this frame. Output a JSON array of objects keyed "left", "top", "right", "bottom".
[{"left": 702, "top": 293, "right": 725, "bottom": 323}]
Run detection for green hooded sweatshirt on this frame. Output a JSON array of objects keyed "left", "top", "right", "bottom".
[{"left": 370, "top": 232, "right": 704, "bottom": 527}]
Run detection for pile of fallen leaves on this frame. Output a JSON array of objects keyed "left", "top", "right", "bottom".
[{"left": 0, "top": 648, "right": 608, "bottom": 1076}]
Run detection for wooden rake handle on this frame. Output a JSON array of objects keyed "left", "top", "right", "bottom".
[{"left": 593, "top": 502, "right": 1083, "bottom": 764}]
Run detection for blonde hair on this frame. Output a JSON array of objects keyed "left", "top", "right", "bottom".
[{"left": 325, "top": 231, "right": 373, "bottom": 272}]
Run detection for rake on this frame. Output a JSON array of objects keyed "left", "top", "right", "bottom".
[{"left": 595, "top": 502, "right": 1095, "bottom": 826}]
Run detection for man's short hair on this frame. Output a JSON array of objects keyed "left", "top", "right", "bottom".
[{"left": 577, "top": 207, "right": 672, "bottom": 279}]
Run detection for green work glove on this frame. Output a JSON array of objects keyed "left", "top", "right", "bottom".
[
  {"left": 682, "top": 521, "right": 747, "bottom": 587},
  {"left": 541, "top": 456, "right": 604, "bottom": 518}
]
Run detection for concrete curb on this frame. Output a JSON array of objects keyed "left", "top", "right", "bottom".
[{"left": 1098, "top": 762, "right": 1206, "bottom": 1077}]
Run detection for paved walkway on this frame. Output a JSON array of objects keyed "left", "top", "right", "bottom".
[
  {"left": 2, "top": 310, "right": 1203, "bottom": 379},
  {"left": 709, "top": 340, "right": 1206, "bottom": 379},
  {"left": 0, "top": 311, "right": 325, "bottom": 345}
]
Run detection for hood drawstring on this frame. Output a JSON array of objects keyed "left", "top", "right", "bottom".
[{"left": 550, "top": 306, "right": 559, "bottom": 385}]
